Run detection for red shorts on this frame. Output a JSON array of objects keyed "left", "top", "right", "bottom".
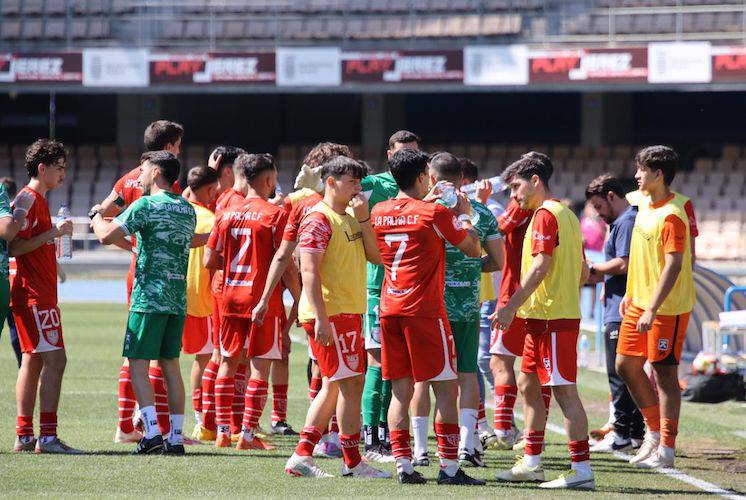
[
  {"left": 380, "top": 315, "right": 457, "bottom": 383},
  {"left": 220, "top": 314, "right": 283, "bottom": 360},
  {"left": 211, "top": 295, "right": 221, "bottom": 348},
  {"left": 303, "top": 314, "right": 364, "bottom": 382},
  {"left": 182, "top": 314, "right": 213, "bottom": 355},
  {"left": 618, "top": 304, "right": 690, "bottom": 365},
  {"left": 489, "top": 317, "right": 526, "bottom": 357},
  {"left": 13, "top": 305, "right": 65, "bottom": 354},
  {"left": 521, "top": 329, "right": 579, "bottom": 386}
]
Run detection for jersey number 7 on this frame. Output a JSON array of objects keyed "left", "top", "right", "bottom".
[{"left": 384, "top": 233, "right": 408, "bottom": 282}]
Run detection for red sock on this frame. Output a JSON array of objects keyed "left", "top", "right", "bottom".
[
  {"left": 192, "top": 387, "right": 202, "bottom": 417},
  {"left": 541, "top": 386, "right": 552, "bottom": 419},
  {"left": 494, "top": 385, "right": 517, "bottom": 431},
  {"left": 640, "top": 404, "right": 661, "bottom": 433},
  {"left": 231, "top": 364, "right": 248, "bottom": 434},
  {"left": 296, "top": 426, "right": 322, "bottom": 456},
  {"left": 661, "top": 417, "right": 678, "bottom": 448},
  {"left": 340, "top": 433, "right": 362, "bottom": 468},
  {"left": 477, "top": 399, "right": 486, "bottom": 422},
  {"left": 16, "top": 415, "right": 33, "bottom": 438},
  {"left": 201, "top": 360, "right": 219, "bottom": 431},
  {"left": 569, "top": 438, "right": 590, "bottom": 463},
  {"left": 434, "top": 422, "right": 459, "bottom": 461},
  {"left": 308, "top": 376, "right": 322, "bottom": 401},
  {"left": 330, "top": 414, "right": 339, "bottom": 434},
  {"left": 215, "top": 376, "right": 234, "bottom": 433},
  {"left": 118, "top": 365, "right": 136, "bottom": 433},
  {"left": 525, "top": 429, "right": 544, "bottom": 456},
  {"left": 241, "top": 379, "right": 269, "bottom": 431},
  {"left": 390, "top": 429, "right": 412, "bottom": 460},
  {"left": 148, "top": 366, "right": 170, "bottom": 435},
  {"left": 271, "top": 384, "right": 288, "bottom": 424},
  {"left": 39, "top": 412, "right": 57, "bottom": 438}
]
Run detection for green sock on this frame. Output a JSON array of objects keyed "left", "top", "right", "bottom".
[
  {"left": 379, "top": 379, "right": 392, "bottom": 426},
  {"left": 362, "top": 365, "right": 382, "bottom": 426}
]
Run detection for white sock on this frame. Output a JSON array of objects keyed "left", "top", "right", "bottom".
[
  {"left": 459, "top": 408, "right": 478, "bottom": 453},
  {"left": 650, "top": 431, "right": 661, "bottom": 440},
  {"left": 396, "top": 457, "right": 414, "bottom": 475},
  {"left": 477, "top": 417, "right": 489, "bottom": 433},
  {"left": 523, "top": 453, "right": 541, "bottom": 468},
  {"left": 495, "top": 428, "right": 511, "bottom": 438},
  {"left": 607, "top": 401, "right": 615, "bottom": 425},
  {"left": 169, "top": 414, "right": 184, "bottom": 444},
  {"left": 194, "top": 410, "right": 203, "bottom": 425},
  {"left": 440, "top": 458, "right": 459, "bottom": 477},
  {"left": 612, "top": 431, "right": 629, "bottom": 445},
  {"left": 217, "top": 424, "right": 230, "bottom": 435},
  {"left": 571, "top": 460, "right": 591, "bottom": 475},
  {"left": 140, "top": 406, "right": 160, "bottom": 439},
  {"left": 411, "top": 416, "right": 429, "bottom": 457},
  {"left": 474, "top": 429, "right": 483, "bottom": 453},
  {"left": 659, "top": 446, "right": 675, "bottom": 459}
]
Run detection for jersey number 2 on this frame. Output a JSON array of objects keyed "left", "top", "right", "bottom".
[{"left": 230, "top": 228, "right": 252, "bottom": 273}]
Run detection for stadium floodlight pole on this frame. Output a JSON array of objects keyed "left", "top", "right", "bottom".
[{"left": 48, "top": 91, "right": 56, "bottom": 140}]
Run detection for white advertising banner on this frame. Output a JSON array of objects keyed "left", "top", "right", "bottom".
[
  {"left": 83, "top": 48, "right": 149, "bottom": 87},
  {"left": 276, "top": 47, "right": 341, "bottom": 87},
  {"left": 463, "top": 45, "right": 529, "bottom": 85},
  {"left": 647, "top": 42, "right": 711, "bottom": 84}
]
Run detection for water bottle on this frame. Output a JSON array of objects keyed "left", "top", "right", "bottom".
[
  {"left": 460, "top": 175, "right": 509, "bottom": 199},
  {"left": 578, "top": 334, "right": 590, "bottom": 368},
  {"left": 436, "top": 181, "right": 458, "bottom": 208},
  {"left": 56, "top": 205, "right": 72, "bottom": 261}
]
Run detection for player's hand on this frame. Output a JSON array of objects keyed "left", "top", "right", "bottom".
[
  {"left": 475, "top": 179, "right": 492, "bottom": 205},
  {"left": 57, "top": 265, "right": 67, "bottom": 284},
  {"left": 251, "top": 300, "right": 268, "bottom": 326},
  {"left": 423, "top": 181, "right": 450, "bottom": 203},
  {"left": 636, "top": 309, "right": 655, "bottom": 333},
  {"left": 55, "top": 219, "right": 73, "bottom": 237},
  {"left": 208, "top": 153, "right": 222, "bottom": 170},
  {"left": 315, "top": 318, "right": 333, "bottom": 347},
  {"left": 350, "top": 193, "right": 370, "bottom": 221},
  {"left": 619, "top": 295, "right": 630, "bottom": 317},
  {"left": 490, "top": 304, "right": 515, "bottom": 331},
  {"left": 453, "top": 192, "right": 472, "bottom": 217},
  {"left": 13, "top": 191, "right": 34, "bottom": 214}
]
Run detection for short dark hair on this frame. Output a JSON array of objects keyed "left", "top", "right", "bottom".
[
  {"left": 635, "top": 145, "right": 678, "bottom": 185},
  {"left": 236, "top": 153, "right": 276, "bottom": 182},
  {"left": 187, "top": 165, "right": 220, "bottom": 192},
  {"left": 211, "top": 145, "right": 246, "bottom": 174},
  {"left": 585, "top": 173, "right": 626, "bottom": 200},
  {"left": 388, "top": 130, "right": 420, "bottom": 149},
  {"left": 143, "top": 150, "right": 180, "bottom": 185},
  {"left": 459, "top": 158, "right": 479, "bottom": 183},
  {"left": 0, "top": 177, "right": 17, "bottom": 198},
  {"left": 303, "top": 142, "right": 353, "bottom": 169},
  {"left": 143, "top": 120, "right": 184, "bottom": 152},
  {"left": 25, "top": 139, "right": 67, "bottom": 177},
  {"left": 387, "top": 148, "right": 429, "bottom": 191},
  {"left": 501, "top": 152, "right": 553, "bottom": 188},
  {"left": 429, "top": 152, "right": 462, "bottom": 184},
  {"left": 321, "top": 156, "right": 367, "bottom": 181}
]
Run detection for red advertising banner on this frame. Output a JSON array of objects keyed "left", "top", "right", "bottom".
[
  {"left": 342, "top": 50, "right": 463, "bottom": 83},
  {"left": 12, "top": 52, "right": 83, "bottom": 83},
  {"left": 711, "top": 46, "right": 746, "bottom": 82},
  {"left": 529, "top": 47, "right": 647, "bottom": 84},
  {"left": 149, "top": 52, "right": 275, "bottom": 84},
  {"left": 0, "top": 54, "right": 12, "bottom": 83}
]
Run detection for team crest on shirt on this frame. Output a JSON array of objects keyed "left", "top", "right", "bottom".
[
  {"left": 658, "top": 339, "right": 669, "bottom": 351},
  {"left": 346, "top": 354, "right": 360, "bottom": 370},
  {"left": 543, "top": 357, "right": 551, "bottom": 372}
]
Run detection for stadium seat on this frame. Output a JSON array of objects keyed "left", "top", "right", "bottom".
[
  {"left": 23, "top": 0, "right": 44, "bottom": 15},
  {"left": 70, "top": 19, "right": 88, "bottom": 38},
  {"left": 0, "top": 0, "right": 21, "bottom": 16},
  {"left": 23, "top": 19, "right": 45, "bottom": 40},
  {"left": 45, "top": 0, "right": 66, "bottom": 16},
  {"left": 45, "top": 18, "right": 66, "bottom": 39},
  {"left": 0, "top": 20, "right": 22, "bottom": 39}
]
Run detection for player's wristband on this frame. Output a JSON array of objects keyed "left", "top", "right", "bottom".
[{"left": 357, "top": 217, "right": 370, "bottom": 224}]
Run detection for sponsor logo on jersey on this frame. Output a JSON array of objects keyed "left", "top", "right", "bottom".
[
  {"left": 533, "top": 230, "right": 552, "bottom": 241},
  {"left": 386, "top": 287, "right": 413, "bottom": 296},
  {"left": 445, "top": 280, "right": 472, "bottom": 288},
  {"left": 167, "top": 272, "right": 186, "bottom": 281},
  {"left": 226, "top": 278, "right": 253, "bottom": 287}
]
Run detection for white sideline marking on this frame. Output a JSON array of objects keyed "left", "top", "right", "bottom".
[{"left": 485, "top": 402, "right": 744, "bottom": 499}]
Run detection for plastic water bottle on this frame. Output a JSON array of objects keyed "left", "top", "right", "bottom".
[
  {"left": 436, "top": 181, "right": 458, "bottom": 208},
  {"left": 578, "top": 334, "right": 590, "bottom": 368},
  {"left": 460, "top": 175, "right": 509, "bottom": 199},
  {"left": 56, "top": 205, "right": 72, "bottom": 261}
]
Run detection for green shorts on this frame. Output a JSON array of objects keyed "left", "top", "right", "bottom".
[
  {"left": 123, "top": 311, "right": 186, "bottom": 360},
  {"left": 365, "top": 288, "right": 381, "bottom": 350},
  {"left": 450, "top": 318, "right": 480, "bottom": 373}
]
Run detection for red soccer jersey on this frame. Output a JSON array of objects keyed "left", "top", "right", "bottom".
[
  {"left": 497, "top": 199, "right": 533, "bottom": 307},
  {"left": 113, "top": 166, "right": 182, "bottom": 207},
  {"left": 207, "top": 197, "right": 288, "bottom": 318},
  {"left": 210, "top": 188, "right": 247, "bottom": 297},
  {"left": 283, "top": 192, "right": 323, "bottom": 242},
  {"left": 372, "top": 198, "right": 467, "bottom": 318},
  {"left": 10, "top": 187, "right": 57, "bottom": 307}
]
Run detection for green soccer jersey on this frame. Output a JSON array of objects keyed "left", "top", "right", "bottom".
[
  {"left": 0, "top": 185, "right": 12, "bottom": 279},
  {"left": 361, "top": 172, "right": 400, "bottom": 291},
  {"left": 444, "top": 200, "right": 500, "bottom": 321},
  {"left": 115, "top": 190, "right": 196, "bottom": 315}
]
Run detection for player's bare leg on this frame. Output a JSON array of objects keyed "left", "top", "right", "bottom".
[
  {"left": 34, "top": 349, "right": 79, "bottom": 454},
  {"left": 410, "top": 381, "right": 431, "bottom": 466},
  {"left": 236, "top": 357, "right": 275, "bottom": 450},
  {"left": 616, "top": 354, "right": 662, "bottom": 465},
  {"left": 159, "top": 357, "right": 186, "bottom": 453},
  {"left": 14, "top": 353, "right": 42, "bottom": 451}
]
